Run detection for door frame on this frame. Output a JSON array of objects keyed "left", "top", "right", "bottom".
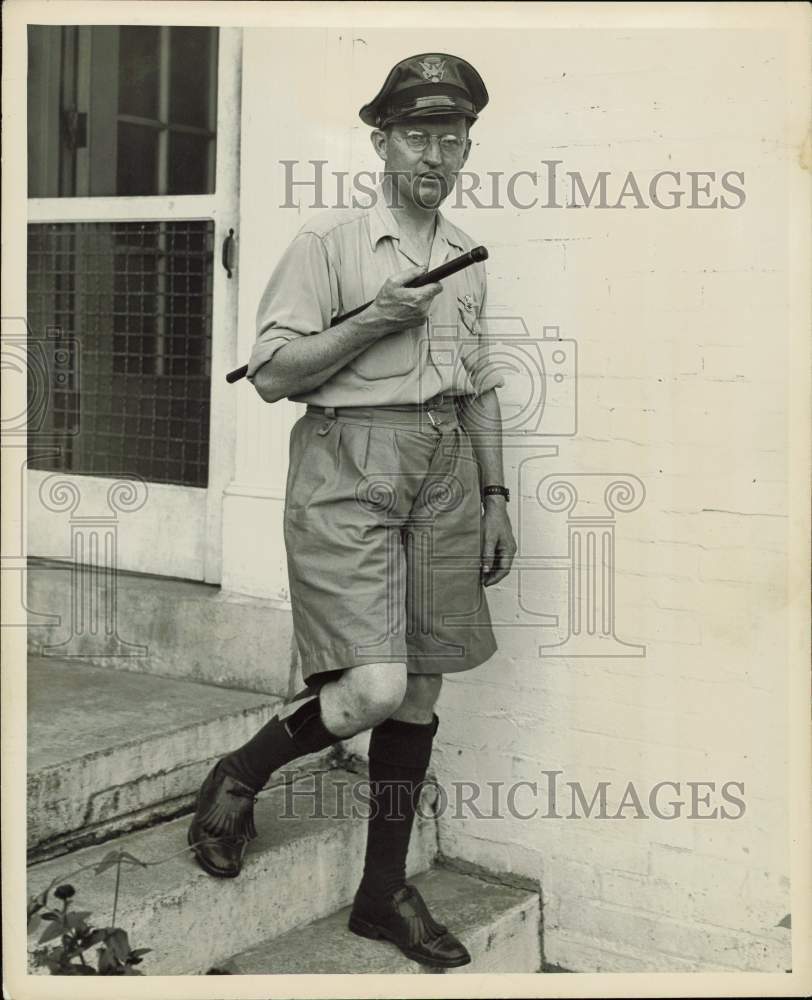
[{"left": 26, "top": 27, "right": 242, "bottom": 584}]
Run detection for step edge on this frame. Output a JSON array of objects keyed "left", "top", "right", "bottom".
[
  {"left": 224, "top": 866, "right": 541, "bottom": 976},
  {"left": 27, "top": 768, "right": 427, "bottom": 879},
  {"left": 28, "top": 697, "right": 282, "bottom": 780}
]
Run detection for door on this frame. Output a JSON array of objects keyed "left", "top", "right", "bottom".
[{"left": 26, "top": 25, "right": 241, "bottom": 582}]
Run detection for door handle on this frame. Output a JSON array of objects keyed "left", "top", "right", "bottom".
[{"left": 221, "top": 228, "right": 236, "bottom": 278}]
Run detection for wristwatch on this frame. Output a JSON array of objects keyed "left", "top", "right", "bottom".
[{"left": 481, "top": 484, "right": 510, "bottom": 502}]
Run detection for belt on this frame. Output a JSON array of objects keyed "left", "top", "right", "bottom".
[{"left": 305, "top": 394, "right": 462, "bottom": 430}]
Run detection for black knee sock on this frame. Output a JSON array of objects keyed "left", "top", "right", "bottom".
[
  {"left": 357, "top": 713, "right": 439, "bottom": 902},
  {"left": 220, "top": 696, "right": 340, "bottom": 792}
]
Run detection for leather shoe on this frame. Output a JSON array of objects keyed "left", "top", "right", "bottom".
[
  {"left": 348, "top": 883, "right": 471, "bottom": 968},
  {"left": 187, "top": 760, "right": 258, "bottom": 878}
]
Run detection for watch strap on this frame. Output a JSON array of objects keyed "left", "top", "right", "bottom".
[{"left": 482, "top": 484, "right": 510, "bottom": 502}]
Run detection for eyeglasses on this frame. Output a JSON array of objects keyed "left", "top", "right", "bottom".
[{"left": 397, "top": 130, "right": 467, "bottom": 156}]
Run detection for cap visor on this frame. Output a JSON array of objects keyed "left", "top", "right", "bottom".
[{"left": 382, "top": 107, "right": 478, "bottom": 127}]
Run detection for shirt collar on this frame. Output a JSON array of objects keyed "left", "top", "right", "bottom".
[
  {"left": 368, "top": 183, "right": 466, "bottom": 253},
  {"left": 436, "top": 212, "right": 465, "bottom": 252},
  {"left": 368, "top": 187, "right": 400, "bottom": 247}
]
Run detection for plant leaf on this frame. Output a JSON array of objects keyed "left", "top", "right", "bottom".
[
  {"left": 44, "top": 954, "right": 66, "bottom": 974},
  {"left": 82, "top": 929, "right": 107, "bottom": 949},
  {"left": 118, "top": 851, "right": 147, "bottom": 868},
  {"left": 107, "top": 928, "right": 131, "bottom": 962},
  {"left": 64, "top": 911, "right": 93, "bottom": 929},
  {"left": 93, "top": 850, "right": 123, "bottom": 875},
  {"left": 129, "top": 948, "right": 152, "bottom": 957},
  {"left": 97, "top": 945, "right": 117, "bottom": 974},
  {"left": 92, "top": 848, "right": 147, "bottom": 874},
  {"left": 60, "top": 943, "right": 91, "bottom": 961},
  {"left": 27, "top": 890, "right": 48, "bottom": 919},
  {"left": 38, "top": 921, "right": 66, "bottom": 944}
]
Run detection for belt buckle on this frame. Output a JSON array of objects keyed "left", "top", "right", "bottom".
[{"left": 425, "top": 392, "right": 445, "bottom": 428}]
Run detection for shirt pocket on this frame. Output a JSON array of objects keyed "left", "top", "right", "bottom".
[{"left": 347, "top": 325, "right": 418, "bottom": 380}]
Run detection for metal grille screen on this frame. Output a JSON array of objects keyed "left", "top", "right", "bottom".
[{"left": 27, "top": 220, "right": 214, "bottom": 487}]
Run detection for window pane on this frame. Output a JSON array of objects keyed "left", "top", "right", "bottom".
[
  {"left": 117, "top": 26, "right": 160, "bottom": 118},
  {"left": 117, "top": 122, "right": 158, "bottom": 196},
  {"left": 169, "top": 28, "right": 215, "bottom": 128},
  {"left": 168, "top": 131, "right": 213, "bottom": 195},
  {"left": 27, "top": 25, "right": 218, "bottom": 198},
  {"left": 27, "top": 221, "right": 214, "bottom": 488}
]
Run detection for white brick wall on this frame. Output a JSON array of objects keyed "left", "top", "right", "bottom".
[
  {"left": 422, "top": 24, "right": 795, "bottom": 975},
  {"left": 236, "top": 15, "right": 804, "bottom": 974}
]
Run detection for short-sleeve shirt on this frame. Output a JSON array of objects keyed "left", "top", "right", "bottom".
[{"left": 246, "top": 187, "right": 505, "bottom": 406}]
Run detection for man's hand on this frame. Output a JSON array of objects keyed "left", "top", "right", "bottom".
[
  {"left": 365, "top": 264, "right": 442, "bottom": 336},
  {"left": 480, "top": 498, "right": 517, "bottom": 587}
]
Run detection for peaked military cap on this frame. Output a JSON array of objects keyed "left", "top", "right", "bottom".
[{"left": 359, "top": 53, "right": 488, "bottom": 128}]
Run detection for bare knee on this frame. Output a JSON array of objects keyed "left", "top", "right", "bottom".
[
  {"left": 329, "top": 662, "right": 407, "bottom": 731},
  {"left": 356, "top": 664, "right": 408, "bottom": 723}
]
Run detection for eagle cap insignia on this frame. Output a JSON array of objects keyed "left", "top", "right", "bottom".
[{"left": 419, "top": 57, "right": 446, "bottom": 83}]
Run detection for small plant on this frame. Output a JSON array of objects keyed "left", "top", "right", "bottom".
[{"left": 28, "top": 855, "right": 152, "bottom": 976}]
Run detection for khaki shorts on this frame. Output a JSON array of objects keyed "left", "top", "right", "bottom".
[{"left": 283, "top": 396, "right": 498, "bottom": 690}]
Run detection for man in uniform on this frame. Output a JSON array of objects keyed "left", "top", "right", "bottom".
[{"left": 188, "top": 52, "right": 516, "bottom": 969}]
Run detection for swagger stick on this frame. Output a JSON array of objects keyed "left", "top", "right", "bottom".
[{"left": 225, "top": 245, "right": 489, "bottom": 384}]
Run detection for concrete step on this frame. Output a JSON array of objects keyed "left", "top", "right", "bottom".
[
  {"left": 27, "top": 558, "right": 295, "bottom": 695},
  {"left": 224, "top": 866, "right": 541, "bottom": 974},
  {"left": 27, "top": 655, "right": 286, "bottom": 859},
  {"left": 27, "top": 769, "right": 438, "bottom": 975}
]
